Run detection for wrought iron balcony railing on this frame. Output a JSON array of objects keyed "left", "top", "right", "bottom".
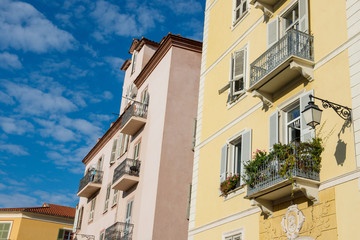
[
  {"left": 105, "top": 222, "right": 134, "bottom": 240},
  {"left": 247, "top": 156, "right": 319, "bottom": 196},
  {"left": 250, "top": 29, "right": 314, "bottom": 87},
  {"left": 120, "top": 102, "right": 148, "bottom": 129},
  {"left": 78, "top": 170, "right": 103, "bottom": 193},
  {"left": 113, "top": 158, "right": 141, "bottom": 184}
]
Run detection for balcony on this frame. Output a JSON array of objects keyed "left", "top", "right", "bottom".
[
  {"left": 120, "top": 102, "right": 148, "bottom": 135},
  {"left": 244, "top": 155, "right": 320, "bottom": 216},
  {"left": 112, "top": 158, "right": 141, "bottom": 191},
  {"left": 105, "top": 222, "right": 134, "bottom": 240},
  {"left": 248, "top": 29, "right": 314, "bottom": 106},
  {"left": 77, "top": 170, "right": 103, "bottom": 198}
]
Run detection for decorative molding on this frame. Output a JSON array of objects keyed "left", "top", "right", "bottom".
[
  {"left": 134, "top": 34, "right": 202, "bottom": 88},
  {"left": 188, "top": 207, "right": 260, "bottom": 237},
  {"left": 289, "top": 60, "right": 314, "bottom": 82},
  {"left": 82, "top": 117, "right": 121, "bottom": 165},
  {"left": 318, "top": 168, "right": 360, "bottom": 191},
  {"left": 281, "top": 205, "right": 305, "bottom": 240},
  {"left": 252, "top": 90, "right": 273, "bottom": 107},
  {"left": 194, "top": 102, "right": 262, "bottom": 151},
  {"left": 201, "top": 16, "right": 263, "bottom": 78}
]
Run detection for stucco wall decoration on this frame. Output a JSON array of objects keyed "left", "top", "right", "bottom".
[{"left": 281, "top": 204, "right": 305, "bottom": 240}]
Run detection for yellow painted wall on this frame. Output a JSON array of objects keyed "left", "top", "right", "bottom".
[
  {"left": 192, "top": 0, "right": 359, "bottom": 239},
  {"left": 1, "top": 215, "right": 73, "bottom": 240}
]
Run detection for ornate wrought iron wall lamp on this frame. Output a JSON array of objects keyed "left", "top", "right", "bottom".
[{"left": 302, "top": 94, "right": 352, "bottom": 128}]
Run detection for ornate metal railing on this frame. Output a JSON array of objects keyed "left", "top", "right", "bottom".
[
  {"left": 247, "top": 155, "right": 319, "bottom": 196},
  {"left": 78, "top": 170, "right": 103, "bottom": 193},
  {"left": 105, "top": 222, "right": 134, "bottom": 240},
  {"left": 121, "top": 102, "right": 148, "bottom": 128},
  {"left": 250, "top": 29, "right": 314, "bottom": 87},
  {"left": 113, "top": 158, "right": 141, "bottom": 184}
]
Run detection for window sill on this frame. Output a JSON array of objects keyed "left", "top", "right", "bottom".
[
  {"left": 102, "top": 209, "right": 108, "bottom": 215},
  {"left": 227, "top": 91, "right": 248, "bottom": 109},
  {"left": 111, "top": 203, "right": 117, "bottom": 208},
  {"left": 231, "top": 10, "right": 250, "bottom": 31},
  {"left": 224, "top": 185, "right": 246, "bottom": 201}
]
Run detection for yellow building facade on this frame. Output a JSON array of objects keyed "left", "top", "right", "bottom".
[
  {"left": 0, "top": 203, "right": 75, "bottom": 240},
  {"left": 189, "top": 0, "right": 360, "bottom": 240}
]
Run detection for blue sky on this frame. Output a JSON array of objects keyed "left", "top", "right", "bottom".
[{"left": 0, "top": 0, "right": 204, "bottom": 208}]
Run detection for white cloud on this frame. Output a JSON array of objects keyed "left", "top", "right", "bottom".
[
  {"left": 0, "top": 0, "right": 76, "bottom": 53},
  {"left": 91, "top": 0, "right": 164, "bottom": 40},
  {"left": 0, "top": 144, "right": 29, "bottom": 156},
  {"left": 0, "top": 52, "right": 22, "bottom": 69},
  {"left": 0, "top": 116, "right": 34, "bottom": 135},
  {"left": 36, "top": 119, "right": 76, "bottom": 142},
  {"left": 34, "top": 190, "right": 77, "bottom": 207},
  {"left": 0, "top": 90, "right": 15, "bottom": 105},
  {"left": 0, "top": 193, "right": 38, "bottom": 208},
  {"left": 2, "top": 81, "right": 77, "bottom": 116}
]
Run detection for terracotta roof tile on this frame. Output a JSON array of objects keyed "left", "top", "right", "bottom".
[{"left": 0, "top": 203, "right": 76, "bottom": 218}]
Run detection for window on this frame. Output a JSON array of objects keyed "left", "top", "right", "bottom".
[
  {"left": 118, "top": 133, "right": 129, "bottom": 156},
  {"left": 225, "top": 233, "right": 242, "bottom": 240},
  {"left": 124, "top": 200, "right": 133, "bottom": 234},
  {"left": 76, "top": 206, "right": 83, "bottom": 230},
  {"left": 220, "top": 129, "right": 251, "bottom": 191},
  {"left": 110, "top": 138, "right": 118, "bottom": 164},
  {"left": 112, "top": 189, "right": 119, "bottom": 207},
  {"left": 131, "top": 51, "right": 137, "bottom": 74},
  {"left": 140, "top": 88, "right": 149, "bottom": 105},
  {"left": 269, "top": 90, "right": 315, "bottom": 150},
  {"left": 223, "top": 228, "right": 244, "bottom": 240},
  {"left": 103, "top": 184, "right": 111, "bottom": 212},
  {"left": 0, "top": 222, "right": 11, "bottom": 240},
  {"left": 134, "top": 141, "right": 141, "bottom": 161},
  {"left": 229, "top": 47, "right": 247, "bottom": 102},
  {"left": 233, "top": 0, "right": 248, "bottom": 24},
  {"left": 89, "top": 198, "right": 96, "bottom": 222},
  {"left": 57, "top": 229, "right": 72, "bottom": 240},
  {"left": 267, "top": 0, "right": 309, "bottom": 47}
]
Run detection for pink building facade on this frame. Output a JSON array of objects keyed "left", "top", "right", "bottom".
[{"left": 73, "top": 34, "right": 202, "bottom": 240}]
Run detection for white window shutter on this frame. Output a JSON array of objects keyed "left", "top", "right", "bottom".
[
  {"left": 300, "top": 90, "right": 315, "bottom": 142},
  {"left": 73, "top": 205, "right": 80, "bottom": 232},
  {"left": 116, "top": 136, "right": 122, "bottom": 158},
  {"left": 220, "top": 144, "right": 227, "bottom": 194},
  {"left": 299, "top": 0, "right": 309, "bottom": 33},
  {"left": 267, "top": 18, "right": 279, "bottom": 48},
  {"left": 110, "top": 139, "right": 118, "bottom": 164},
  {"left": 269, "top": 111, "right": 279, "bottom": 151},
  {"left": 233, "top": 50, "right": 244, "bottom": 80},
  {"left": 240, "top": 129, "right": 251, "bottom": 185}
]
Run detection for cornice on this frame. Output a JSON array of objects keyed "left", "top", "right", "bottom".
[
  {"left": 120, "top": 59, "right": 131, "bottom": 71},
  {"left": 82, "top": 117, "right": 121, "bottom": 165},
  {"left": 134, "top": 34, "right": 202, "bottom": 88}
]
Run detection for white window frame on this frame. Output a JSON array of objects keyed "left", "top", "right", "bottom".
[
  {"left": 112, "top": 189, "right": 119, "bottom": 207},
  {"left": 110, "top": 138, "right": 118, "bottom": 165},
  {"left": 103, "top": 184, "right": 111, "bottom": 213},
  {"left": 131, "top": 51, "right": 137, "bottom": 74},
  {"left": 233, "top": 0, "right": 248, "bottom": 25},
  {"left": 222, "top": 227, "right": 244, "bottom": 240},
  {"left": 88, "top": 198, "right": 96, "bottom": 222},
  {"left": 0, "top": 221, "right": 12, "bottom": 240},
  {"left": 134, "top": 141, "right": 141, "bottom": 161},
  {"left": 228, "top": 45, "right": 248, "bottom": 104},
  {"left": 272, "top": 89, "right": 314, "bottom": 148},
  {"left": 220, "top": 129, "right": 251, "bottom": 193}
]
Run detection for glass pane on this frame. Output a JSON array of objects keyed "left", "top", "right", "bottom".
[
  {"left": 287, "top": 106, "right": 300, "bottom": 121},
  {"left": 236, "top": 0, "right": 241, "bottom": 7},
  {"left": 242, "top": 1, "right": 247, "bottom": 13},
  {"left": 234, "top": 78, "right": 244, "bottom": 92}
]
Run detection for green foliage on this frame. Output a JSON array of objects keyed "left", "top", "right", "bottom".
[
  {"left": 243, "top": 138, "right": 324, "bottom": 189},
  {"left": 220, "top": 174, "right": 240, "bottom": 196}
]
